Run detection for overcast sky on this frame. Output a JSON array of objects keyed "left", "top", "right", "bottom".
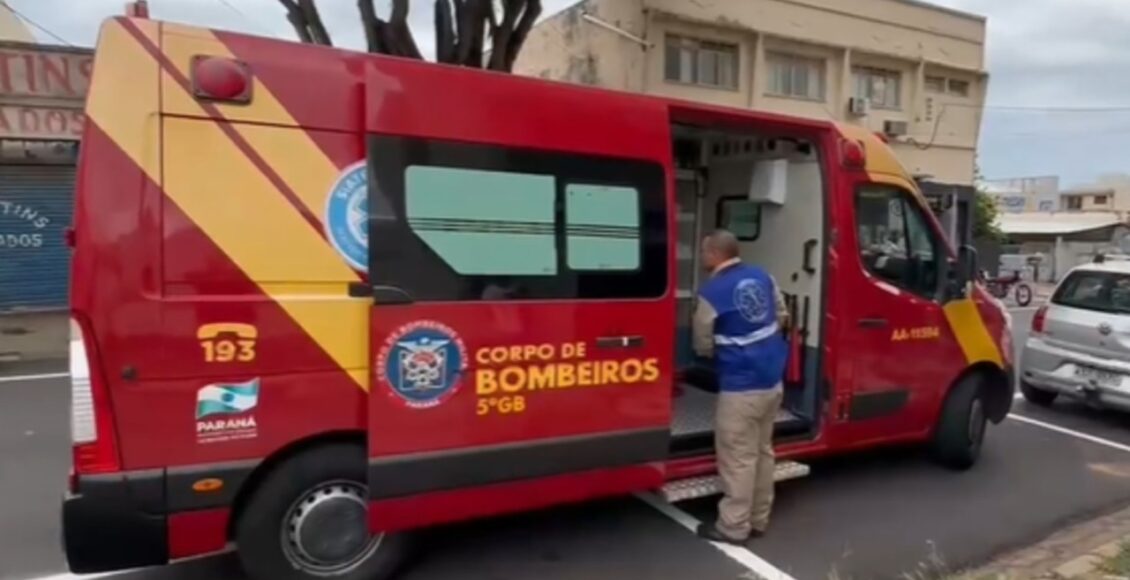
[{"left": 6, "top": 0, "right": 1129, "bottom": 187}]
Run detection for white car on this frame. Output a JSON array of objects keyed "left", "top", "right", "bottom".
[{"left": 1020, "top": 255, "right": 1130, "bottom": 411}]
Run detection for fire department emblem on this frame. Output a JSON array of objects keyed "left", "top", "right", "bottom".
[
  {"left": 734, "top": 278, "right": 771, "bottom": 324},
  {"left": 325, "top": 160, "right": 369, "bottom": 272},
  {"left": 377, "top": 321, "right": 467, "bottom": 409}
]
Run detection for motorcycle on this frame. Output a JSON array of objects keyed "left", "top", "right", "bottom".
[{"left": 983, "top": 270, "right": 1033, "bottom": 307}]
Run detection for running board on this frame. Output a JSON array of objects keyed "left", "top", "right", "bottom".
[{"left": 661, "top": 461, "right": 811, "bottom": 503}]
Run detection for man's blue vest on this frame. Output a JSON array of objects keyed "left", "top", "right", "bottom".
[{"left": 699, "top": 263, "right": 788, "bottom": 392}]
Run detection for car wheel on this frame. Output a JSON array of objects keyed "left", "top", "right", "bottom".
[
  {"left": 235, "top": 444, "right": 409, "bottom": 580},
  {"left": 1020, "top": 380, "right": 1057, "bottom": 407},
  {"left": 933, "top": 375, "right": 988, "bottom": 471},
  {"left": 1014, "top": 284, "right": 1033, "bottom": 307}
]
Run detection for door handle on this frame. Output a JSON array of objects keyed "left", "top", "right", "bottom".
[
  {"left": 858, "top": 318, "right": 888, "bottom": 328},
  {"left": 596, "top": 335, "right": 644, "bottom": 349},
  {"left": 802, "top": 239, "right": 818, "bottom": 274}
]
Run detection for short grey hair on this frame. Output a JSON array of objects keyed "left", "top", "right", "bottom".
[{"left": 704, "top": 229, "right": 741, "bottom": 259}]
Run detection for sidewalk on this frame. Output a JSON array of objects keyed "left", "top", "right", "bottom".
[{"left": 964, "top": 504, "right": 1130, "bottom": 579}]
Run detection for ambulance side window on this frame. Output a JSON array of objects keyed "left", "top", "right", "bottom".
[
  {"left": 367, "top": 135, "right": 666, "bottom": 302},
  {"left": 855, "top": 185, "right": 941, "bottom": 299},
  {"left": 565, "top": 184, "right": 641, "bottom": 271}
]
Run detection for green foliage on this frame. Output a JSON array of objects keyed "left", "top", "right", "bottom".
[{"left": 973, "top": 188, "right": 1003, "bottom": 242}]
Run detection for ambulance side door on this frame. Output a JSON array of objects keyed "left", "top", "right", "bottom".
[
  {"left": 363, "top": 133, "right": 673, "bottom": 522},
  {"left": 837, "top": 182, "right": 950, "bottom": 443}
]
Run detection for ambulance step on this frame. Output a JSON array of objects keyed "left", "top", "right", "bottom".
[{"left": 661, "top": 461, "right": 810, "bottom": 503}]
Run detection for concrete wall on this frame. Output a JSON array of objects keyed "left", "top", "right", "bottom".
[{"left": 516, "top": 0, "right": 987, "bottom": 186}]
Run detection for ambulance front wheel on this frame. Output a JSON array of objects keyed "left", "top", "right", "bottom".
[
  {"left": 932, "top": 374, "right": 987, "bottom": 471},
  {"left": 234, "top": 443, "right": 409, "bottom": 580}
]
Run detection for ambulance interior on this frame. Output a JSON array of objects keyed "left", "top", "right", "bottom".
[{"left": 669, "top": 125, "right": 826, "bottom": 453}]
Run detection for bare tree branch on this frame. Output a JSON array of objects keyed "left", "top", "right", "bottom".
[
  {"left": 389, "top": 0, "right": 423, "bottom": 59},
  {"left": 358, "top": 0, "right": 383, "bottom": 52},
  {"left": 465, "top": 0, "right": 491, "bottom": 68},
  {"left": 298, "top": 0, "right": 333, "bottom": 45},
  {"left": 434, "top": 0, "right": 457, "bottom": 64},
  {"left": 279, "top": 0, "right": 315, "bottom": 44},
  {"left": 504, "top": 0, "right": 540, "bottom": 72},
  {"left": 487, "top": 0, "right": 520, "bottom": 71}
]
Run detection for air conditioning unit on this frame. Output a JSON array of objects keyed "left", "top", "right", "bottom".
[
  {"left": 848, "top": 97, "right": 870, "bottom": 117},
  {"left": 883, "top": 120, "right": 909, "bottom": 137}
]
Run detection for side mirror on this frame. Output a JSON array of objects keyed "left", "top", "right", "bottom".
[{"left": 948, "top": 245, "right": 978, "bottom": 299}]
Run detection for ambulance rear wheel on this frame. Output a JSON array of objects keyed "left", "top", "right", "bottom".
[
  {"left": 932, "top": 375, "right": 987, "bottom": 471},
  {"left": 235, "top": 444, "right": 408, "bottom": 580}
]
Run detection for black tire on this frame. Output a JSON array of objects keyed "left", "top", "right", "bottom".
[
  {"left": 1014, "top": 284, "right": 1033, "bottom": 307},
  {"left": 235, "top": 444, "right": 408, "bottom": 580},
  {"left": 1020, "top": 380, "right": 1057, "bottom": 407},
  {"left": 932, "top": 375, "right": 988, "bottom": 470}
]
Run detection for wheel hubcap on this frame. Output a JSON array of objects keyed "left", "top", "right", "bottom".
[{"left": 282, "top": 481, "right": 382, "bottom": 576}]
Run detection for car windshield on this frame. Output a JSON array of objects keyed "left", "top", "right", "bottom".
[{"left": 1052, "top": 270, "right": 1130, "bottom": 314}]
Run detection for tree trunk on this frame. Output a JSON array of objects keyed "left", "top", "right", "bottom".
[{"left": 434, "top": 0, "right": 457, "bottom": 64}]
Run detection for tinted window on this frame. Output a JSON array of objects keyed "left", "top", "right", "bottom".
[
  {"left": 716, "top": 197, "right": 761, "bottom": 241},
  {"left": 856, "top": 185, "right": 941, "bottom": 298},
  {"left": 1054, "top": 271, "right": 1130, "bottom": 314},
  {"left": 368, "top": 135, "right": 667, "bottom": 302}
]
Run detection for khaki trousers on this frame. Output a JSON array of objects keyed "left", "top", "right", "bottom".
[{"left": 714, "top": 385, "right": 784, "bottom": 540}]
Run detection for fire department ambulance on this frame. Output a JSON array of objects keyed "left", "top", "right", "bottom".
[{"left": 63, "top": 14, "right": 1014, "bottom": 580}]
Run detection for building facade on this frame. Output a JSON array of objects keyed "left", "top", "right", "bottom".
[
  {"left": 982, "top": 175, "right": 1060, "bottom": 214},
  {"left": 1057, "top": 174, "right": 1130, "bottom": 220},
  {"left": 0, "top": 40, "right": 92, "bottom": 311},
  {"left": 516, "top": 0, "right": 988, "bottom": 243}
]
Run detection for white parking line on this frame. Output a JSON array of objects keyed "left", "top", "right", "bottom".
[
  {"left": 636, "top": 492, "right": 796, "bottom": 580},
  {"left": 1008, "top": 413, "right": 1130, "bottom": 454},
  {"left": 17, "top": 573, "right": 113, "bottom": 580},
  {"left": 0, "top": 372, "right": 68, "bottom": 384}
]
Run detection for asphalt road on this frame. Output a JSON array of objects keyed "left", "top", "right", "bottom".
[{"left": 5, "top": 306, "right": 1130, "bottom": 580}]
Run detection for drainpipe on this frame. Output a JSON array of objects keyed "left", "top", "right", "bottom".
[{"left": 580, "top": 11, "right": 652, "bottom": 48}]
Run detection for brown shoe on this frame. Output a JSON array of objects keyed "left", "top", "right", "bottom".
[{"left": 696, "top": 522, "right": 746, "bottom": 545}]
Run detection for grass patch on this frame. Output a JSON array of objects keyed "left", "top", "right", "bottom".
[{"left": 1095, "top": 541, "right": 1130, "bottom": 576}]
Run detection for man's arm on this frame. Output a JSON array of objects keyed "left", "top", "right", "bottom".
[
  {"left": 772, "top": 275, "right": 789, "bottom": 329},
  {"left": 692, "top": 297, "right": 718, "bottom": 359}
]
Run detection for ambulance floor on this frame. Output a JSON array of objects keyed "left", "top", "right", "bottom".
[{"left": 672, "top": 382, "right": 802, "bottom": 437}]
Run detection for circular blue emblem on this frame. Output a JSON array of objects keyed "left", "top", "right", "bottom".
[
  {"left": 377, "top": 321, "right": 467, "bottom": 409},
  {"left": 325, "top": 160, "right": 369, "bottom": 272},
  {"left": 734, "top": 278, "right": 771, "bottom": 323}
]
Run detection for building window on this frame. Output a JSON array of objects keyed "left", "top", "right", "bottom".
[
  {"left": 947, "top": 78, "right": 970, "bottom": 97},
  {"left": 1065, "top": 196, "right": 1083, "bottom": 210},
  {"left": 766, "top": 52, "right": 825, "bottom": 101},
  {"left": 665, "top": 34, "right": 739, "bottom": 90},
  {"left": 853, "top": 66, "right": 902, "bottom": 110},
  {"left": 368, "top": 135, "right": 667, "bottom": 302},
  {"left": 1094, "top": 195, "right": 1109, "bottom": 205},
  {"left": 924, "top": 75, "right": 946, "bottom": 93}
]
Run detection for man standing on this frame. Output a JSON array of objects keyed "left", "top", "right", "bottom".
[{"left": 692, "top": 230, "right": 789, "bottom": 544}]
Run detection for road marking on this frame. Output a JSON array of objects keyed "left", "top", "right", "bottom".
[
  {"left": 19, "top": 574, "right": 114, "bottom": 580},
  {"left": 0, "top": 372, "right": 68, "bottom": 384},
  {"left": 636, "top": 492, "right": 796, "bottom": 580},
  {"left": 1009, "top": 413, "right": 1130, "bottom": 454},
  {"left": 1009, "top": 306, "right": 1040, "bottom": 313}
]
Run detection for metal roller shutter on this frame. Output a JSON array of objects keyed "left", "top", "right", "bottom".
[{"left": 0, "top": 164, "right": 75, "bottom": 310}]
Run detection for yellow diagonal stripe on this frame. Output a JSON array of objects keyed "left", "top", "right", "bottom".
[
  {"left": 85, "top": 19, "right": 160, "bottom": 180},
  {"left": 943, "top": 298, "right": 1003, "bottom": 367},
  {"left": 162, "top": 110, "right": 368, "bottom": 390}
]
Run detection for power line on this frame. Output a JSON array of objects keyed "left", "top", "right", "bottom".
[
  {"left": 215, "top": 0, "right": 278, "bottom": 37},
  {"left": 1, "top": 1, "right": 74, "bottom": 46},
  {"left": 946, "top": 102, "right": 1130, "bottom": 113}
]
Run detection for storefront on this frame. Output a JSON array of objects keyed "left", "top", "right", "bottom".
[{"left": 0, "top": 41, "right": 91, "bottom": 311}]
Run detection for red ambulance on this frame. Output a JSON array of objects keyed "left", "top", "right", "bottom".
[{"left": 62, "top": 15, "right": 1013, "bottom": 580}]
